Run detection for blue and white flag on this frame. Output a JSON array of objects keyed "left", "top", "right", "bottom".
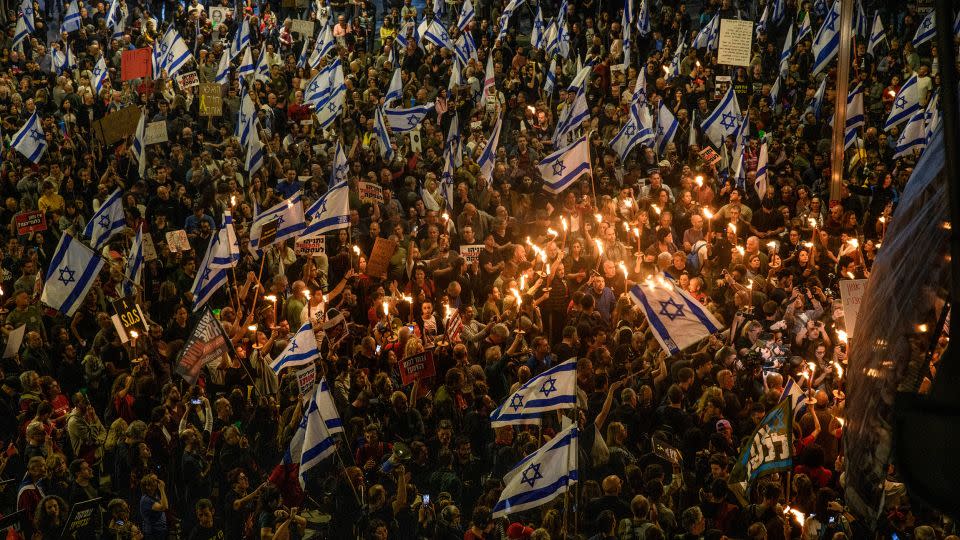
[
  {"left": 228, "top": 18, "right": 250, "bottom": 60},
  {"left": 110, "top": 8, "right": 125, "bottom": 39},
  {"left": 636, "top": 0, "right": 650, "bottom": 36},
  {"left": 631, "top": 68, "right": 647, "bottom": 105},
  {"left": 656, "top": 102, "right": 679, "bottom": 156},
  {"left": 309, "top": 23, "right": 336, "bottom": 68},
  {"left": 130, "top": 110, "right": 147, "bottom": 177},
  {"left": 732, "top": 111, "right": 750, "bottom": 171},
  {"left": 236, "top": 81, "right": 256, "bottom": 147},
  {"left": 423, "top": 18, "right": 453, "bottom": 50},
  {"left": 298, "top": 382, "right": 337, "bottom": 486},
  {"left": 693, "top": 13, "right": 719, "bottom": 50},
  {"left": 845, "top": 84, "right": 865, "bottom": 149},
  {"left": 41, "top": 234, "right": 105, "bottom": 317},
  {"left": 756, "top": 4, "right": 769, "bottom": 35},
  {"left": 20, "top": 0, "right": 35, "bottom": 33},
  {"left": 552, "top": 84, "right": 589, "bottom": 147},
  {"left": 317, "top": 378, "right": 344, "bottom": 433},
  {"left": 813, "top": 0, "right": 828, "bottom": 18},
  {"left": 12, "top": 112, "right": 47, "bottom": 163},
  {"left": 303, "top": 180, "right": 350, "bottom": 238},
  {"left": 893, "top": 110, "right": 927, "bottom": 159},
  {"left": 385, "top": 68, "right": 403, "bottom": 104},
  {"left": 384, "top": 104, "right": 434, "bottom": 132},
  {"left": 248, "top": 193, "right": 307, "bottom": 255},
  {"left": 628, "top": 277, "right": 722, "bottom": 355},
  {"left": 701, "top": 85, "right": 741, "bottom": 147},
  {"left": 453, "top": 32, "right": 477, "bottom": 67},
  {"left": 92, "top": 56, "right": 109, "bottom": 94},
  {"left": 254, "top": 43, "right": 271, "bottom": 82},
  {"left": 492, "top": 423, "right": 578, "bottom": 518},
  {"left": 155, "top": 26, "right": 193, "bottom": 77},
  {"left": 884, "top": 73, "right": 920, "bottom": 131},
  {"left": 313, "top": 62, "right": 346, "bottom": 129},
  {"left": 496, "top": 0, "right": 525, "bottom": 42},
  {"left": 458, "top": 0, "right": 475, "bottom": 32},
  {"left": 924, "top": 89, "right": 941, "bottom": 144},
  {"left": 478, "top": 113, "right": 503, "bottom": 186},
  {"left": 12, "top": 14, "right": 30, "bottom": 51},
  {"left": 61, "top": 0, "right": 81, "bottom": 33},
  {"left": 328, "top": 140, "right": 349, "bottom": 186},
  {"left": 796, "top": 11, "right": 812, "bottom": 42},
  {"left": 811, "top": 0, "right": 840, "bottom": 75},
  {"left": 610, "top": 102, "right": 653, "bottom": 162},
  {"left": 244, "top": 120, "right": 265, "bottom": 178},
  {"left": 779, "top": 24, "right": 794, "bottom": 77},
  {"left": 769, "top": 75, "right": 782, "bottom": 105},
  {"left": 122, "top": 225, "right": 144, "bottom": 297},
  {"left": 270, "top": 321, "right": 321, "bottom": 373},
  {"left": 236, "top": 46, "right": 254, "bottom": 78},
  {"left": 665, "top": 39, "right": 686, "bottom": 80},
  {"left": 445, "top": 113, "right": 463, "bottom": 169},
  {"left": 374, "top": 107, "right": 394, "bottom": 160},
  {"left": 867, "top": 11, "right": 885, "bottom": 55},
  {"left": 728, "top": 399, "right": 793, "bottom": 506},
  {"left": 84, "top": 188, "right": 126, "bottom": 250},
  {"left": 807, "top": 76, "right": 827, "bottom": 120},
  {"left": 209, "top": 210, "right": 240, "bottom": 269},
  {"left": 622, "top": 0, "right": 633, "bottom": 65},
  {"left": 754, "top": 142, "right": 769, "bottom": 199},
  {"left": 191, "top": 235, "right": 228, "bottom": 311},
  {"left": 214, "top": 49, "right": 231, "bottom": 84},
  {"left": 539, "top": 137, "right": 592, "bottom": 195},
  {"left": 531, "top": 5, "right": 546, "bottom": 49},
  {"left": 913, "top": 11, "right": 935, "bottom": 47},
  {"left": 543, "top": 58, "right": 557, "bottom": 98},
  {"left": 778, "top": 376, "right": 808, "bottom": 421},
  {"left": 490, "top": 359, "right": 577, "bottom": 427},
  {"left": 105, "top": 0, "right": 121, "bottom": 31},
  {"left": 303, "top": 59, "right": 338, "bottom": 105},
  {"left": 771, "top": 0, "right": 785, "bottom": 24},
  {"left": 853, "top": 0, "right": 868, "bottom": 37}
]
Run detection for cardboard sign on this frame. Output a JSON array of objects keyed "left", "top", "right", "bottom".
[
  {"left": 358, "top": 181, "right": 384, "bottom": 204},
  {"left": 141, "top": 232, "right": 158, "bottom": 261},
  {"left": 199, "top": 83, "right": 223, "bottom": 116},
  {"left": 717, "top": 19, "right": 754, "bottom": 67},
  {"left": 60, "top": 498, "right": 101, "bottom": 539},
  {"left": 296, "top": 362, "right": 317, "bottom": 401},
  {"left": 144, "top": 120, "right": 168, "bottom": 145},
  {"left": 166, "top": 230, "right": 191, "bottom": 252},
  {"left": 290, "top": 19, "right": 315, "bottom": 36},
  {"left": 259, "top": 218, "right": 280, "bottom": 247},
  {"left": 175, "top": 71, "right": 199, "bottom": 89},
  {"left": 295, "top": 237, "right": 327, "bottom": 256},
  {"left": 366, "top": 237, "right": 397, "bottom": 279},
  {"left": 92, "top": 106, "right": 141, "bottom": 146},
  {"left": 698, "top": 146, "right": 722, "bottom": 166},
  {"left": 399, "top": 350, "right": 436, "bottom": 385},
  {"left": 459, "top": 244, "right": 483, "bottom": 264},
  {"left": 208, "top": 6, "right": 231, "bottom": 26},
  {"left": 15, "top": 210, "right": 47, "bottom": 235},
  {"left": 121, "top": 48, "right": 152, "bottom": 81},
  {"left": 3, "top": 324, "right": 25, "bottom": 359},
  {"left": 839, "top": 278, "right": 868, "bottom": 337},
  {"left": 410, "top": 128, "right": 422, "bottom": 153}
]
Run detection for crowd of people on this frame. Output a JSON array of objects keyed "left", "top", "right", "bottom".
[{"left": 0, "top": 0, "right": 954, "bottom": 538}]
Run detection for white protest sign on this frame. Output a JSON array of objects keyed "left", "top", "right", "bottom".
[
  {"left": 3, "top": 325, "right": 25, "bottom": 358},
  {"left": 295, "top": 237, "right": 327, "bottom": 256},
  {"left": 459, "top": 244, "right": 483, "bottom": 264},
  {"left": 358, "top": 181, "right": 384, "bottom": 204},
  {"left": 717, "top": 19, "right": 754, "bottom": 67},
  {"left": 296, "top": 362, "right": 317, "bottom": 402},
  {"left": 290, "top": 19, "right": 315, "bottom": 36},
  {"left": 144, "top": 121, "right": 168, "bottom": 145},
  {"left": 175, "top": 71, "right": 199, "bottom": 89},
  {"left": 838, "top": 279, "right": 868, "bottom": 337}
]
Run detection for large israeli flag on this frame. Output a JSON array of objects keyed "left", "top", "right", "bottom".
[
  {"left": 270, "top": 321, "right": 321, "bottom": 373},
  {"left": 636, "top": 0, "right": 650, "bottom": 35},
  {"left": 884, "top": 74, "right": 920, "bottom": 131},
  {"left": 628, "top": 277, "right": 722, "bottom": 355},
  {"left": 893, "top": 110, "right": 926, "bottom": 159},
  {"left": 490, "top": 359, "right": 577, "bottom": 426},
  {"left": 478, "top": 112, "right": 504, "bottom": 186},
  {"left": 492, "top": 423, "right": 578, "bottom": 518},
  {"left": 92, "top": 56, "right": 109, "bottom": 94},
  {"left": 867, "top": 12, "right": 885, "bottom": 55},
  {"left": 12, "top": 14, "right": 30, "bottom": 51},
  {"left": 754, "top": 142, "right": 769, "bottom": 199},
  {"left": 41, "top": 235, "right": 105, "bottom": 317},
  {"left": 779, "top": 24, "right": 794, "bottom": 77},
  {"left": 299, "top": 382, "right": 337, "bottom": 486},
  {"left": 701, "top": 86, "right": 741, "bottom": 147},
  {"left": 191, "top": 234, "right": 228, "bottom": 311},
  {"left": 458, "top": 0, "right": 475, "bottom": 32},
  {"left": 610, "top": 102, "right": 653, "bottom": 162},
  {"left": 61, "top": 0, "right": 81, "bottom": 33},
  {"left": 496, "top": 0, "right": 525, "bottom": 42},
  {"left": 248, "top": 193, "right": 307, "bottom": 255},
  {"left": 778, "top": 376, "right": 809, "bottom": 421},
  {"left": 122, "top": 225, "right": 144, "bottom": 297},
  {"left": 539, "top": 137, "right": 592, "bottom": 195},
  {"left": 811, "top": 0, "right": 840, "bottom": 75},
  {"left": 422, "top": 18, "right": 453, "bottom": 50},
  {"left": 155, "top": 27, "right": 193, "bottom": 77},
  {"left": 12, "top": 111, "right": 48, "bottom": 163},
  {"left": 552, "top": 85, "right": 589, "bottom": 146},
  {"left": 912, "top": 11, "right": 935, "bottom": 47},
  {"left": 309, "top": 23, "right": 335, "bottom": 68},
  {"left": 313, "top": 61, "right": 346, "bottom": 129},
  {"left": 84, "top": 188, "right": 126, "bottom": 249},
  {"left": 130, "top": 110, "right": 146, "bottom": 176},
  {"left": 209, "top": 210, "right": 240, "bottom": 269},
  {"left": 317, "top": 378, "right": 344, "bottom": 433},
  {"left": 214, "top": 49, "right": 231, "bottom": 84},
  {"left": 845, "top": 84, "right": 865, "bottom": 149},
  {"left": 531, "top": 5, "right": 545, "bottom": 49},
  {"left": 385, "top": 68, "right": 403, "bottom": 104},
  {"left": 236, "top": 46, "right": 254, "bottom": 78},
  {"left": 655, "top": 102, "right": 679, "bottom": 156},
  {"left": 228, "top": 18, "right": 250, "bottom": 60},
  {"left": 303, "top": 181, "right": 350, "bottom": 238},
  {"left": 384, "top": 104, "right": 434, "bottom": 132}
]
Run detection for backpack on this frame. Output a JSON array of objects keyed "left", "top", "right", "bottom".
[
  {"left": 616, "top": 517, "right": 655, "bottom": 540},
  {"left": 686, "top": 240, "right": 708, "bottom": 275}
]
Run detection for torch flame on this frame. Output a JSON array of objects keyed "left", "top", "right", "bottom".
[
  {"left": 833, "top": 360, "right": 844, "bottom": 379},
  {"left": 618, "top": 262, "right": 628, "bottom": 279},
  {"left": 703, "top": 208, "right": 714, "bottom": 219},
  {"left": 595, "top": 239, "right": 604, "bottom": 256},
  {"left": 695, "top": 175, "right": 704, "bottom": 187}
]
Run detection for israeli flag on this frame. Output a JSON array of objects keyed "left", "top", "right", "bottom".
[
  {"left": 423, "top": 18, "right": 453, "bottom": 50},
  {"left": 92, "top": 56, "right": 109, "bottom": 94},
  {"left": 893, "top": 110, "right": 926, "bottom": 159},
  {"left": 754, "top": 142, "right": 769, "bottom": 199},
  {"left": 298, "top": 382, "right": 337, "bottom": 486},
  {"left": 248, "top": 193, "right": 307, "bottom": 255},
  {"left": 445, "top": 113, "right": 463, "bottom": 168},
  {"left": 853, "top": 0, "right": 868, "bottom": 37},
  {"left": 701, "top": 86, "right": 741, "bottom": 147},
  {"left": 236, "top": 46, "right": 254, "bottom": 78},
  {"left": 478, "top": 112, "right": 504, "bottom": 186},
  {"left": 628, "top": 277, "right": 721, "bottom": 355},
  {"left": 924, "top": 90, "right": 941, "bottom": 144},
  {"left": 12, "top": 112, "right": 48, "bottom": 163},
  {"left": 543, "top": 18, "right": 559, "bottom": 56},
  {"left": 209, "top": 210, "right": 240, "bottom": 269},
  {"left": 254, "top": 43, "right": 271, "bottom": 82},
  {"left": 552, "top": 85, "right": 589, "bottom": 147},
  {"left": 12, "top": 15, "right": 30, "bottom": 51},
  {"left": 656, "top": 102, "right": 679, "bottom": 156},
  {"left": 270, "top": 321, "right": 321, "bottom": 373},
  {"left": 41, "top": 235, "right": 105, "bottom": 317},
  {"left": 453, "top": 33, "right": 477, "bottom": 67},
  {"left": 631, "top": 67, "right": 647, "bottom": 104},
  {"left": 665, "top": 39, "right": 685, "bottom": 80},
  {"left": 543, "top": 58, "right": 557, "bottom": 98},
  {"left": 130, "top": 110, "right": 147, "bottom": 177},
  {"left": 385, "top": 68, "right": 403, "bottom": 104},
  {"left": 122, "top": 225, "right": 144, "bottom": 297},
  {"left": 374, "top": 107, "right": 394, "bottom": 160},
  {"left": 384, "top": 104, "right": 434, "bottom": 132},
  {"left": 867, "top": 12, "right": 885, "bottom": 55},
  {"left": 84, "top": 188, "right": 127, "bottom": 250},
  {"left": 303, "top": 181, "right": 350, "bottom": 238},
  {"left": 884, "top": 73, "right": 920, "bottom": 131},
  {"left": 779, "top": 24, "right": 794, "bottom": 77},
  {"left": 797, "top": 11, "right": 812, "bottom": 42},
  {"left": 813, "top": 0, "right": 828, "bottom": 17},
  {"left": 811, "top": 0, "right": 840, "bottom": 75},
  {"left": 769, "top": 75, "right": 781, "bottom": 105},
  {"left": 61, "top": 0, "right": 81, "bottom": 33},
  {"left": 636, "top": 0, "right": 650, "bottom": 35},
  {"left": 52, "top": 44, "right": 76, "bottom": 74},
  {"left": 317, "top": 378, "right": 344, "bottom": 433},
  {"left": 845, "top": 84, "right": 865, "bottom": 150},
  {"left": 245, "top": 120, "right": 265, "bottom": 179},
  {"left": 313, "top": 63, "right": 346, "bottom": 129},
  {"left": 492, "top": 423, "right": 578, "bottom": 518},
  {"left": 20, "top": 0, "right": 35, "bottom": 33},
  {"left": 490, "top": 359, "right": 577, "bottom": 427},
  {"left": 328, "top": 140, "right": 349, "bottom": 186},
  {"left": 771, "top": 0, "right": 785, "bottom": 24},
  {"left": 779, "top": 377, "right": 809, "bottom": 421},
  {"left": 610, "top": 102, "right": 654, "bottom": 162},
  {"left": 236, "top": 82, "right": 256, "bottom": 147},
  {"left": 458, "top": 0, "right": 475, "bottom": 31},
  {"left": 539, "top": 137, "right": 592, "bottom": 195},
  {"left": 807, "top": 76, "right": 827, "bottom": 120},
  {"left": 228, "top": 18, "right": 250, "bottom": 60},
  {"left": 296, "top": 38, "right": 311, "bottom": 69},
  {"left": 731, "top": 111, "right": 750, "bottom": 173},
  {"left": 483, "top": 53, "right": 496, "bottom": 106},
  {"left": 155, "top": 27, "right": 193, "bottom": 77},
  {"left": 693, "top": 13, "right": 719, "bottom": 50},
  {"left": 214, "top": 49, "right": 231, "bottom": 84},
  {"left": 110, "top": 8, "right": 125, "bottom": 39},
  {"left": 913, "top": 11, "right": 935, "bottom": 47},
  {"left": 496, "top": 0, "right": 525, "bottom": 42},
  {"left": 191, "top": 234, "right": 228, "bottom": 311},
  {"left": 105, "top": 0, "right": 121, "bottom": 32},
  {"left": 622, "top": 0, "right": 632, "bottom": 65},
  {"left": 756, "top": 4, "right": 769, "bottom": 35},
  {"left": 304, "top": 59, "right": 339, "bottom": 105},
  {"left": 309, "top": 23, "right": 335, "bottom": 68},
  {"left": 531, "top": 5, "right": 545, "bottom": 49}
]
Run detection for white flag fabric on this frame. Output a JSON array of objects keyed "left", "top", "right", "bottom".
[
  {"left": 422, "top": 18, "right": 453, "bottom": 50},
  {"left": 190, "top": 234, "right": 228, "bottom": 311},
  {"left": 154, "top": 26, "right": 193, "bottom": 77},
  {"left": 912, "top": 11, "right": 935, "bottom": 47},
  {"left": 61, "top": 0, "right": 81, "bottom": 33},
  {"left": 309, "top": 23, "right": 336, "bottom": 68},
  {"left": 236, "top": 82, "right": 256, "bottom": 147},
  {"left": 458, "top": 0, "right": 475, "bottom": 31},
  {"left": 254, "top": 43, "right": 271, "bottom": 82},
  {"left": 41, "top": 235, "right": 105, "bottom": 317},
  {"left": 754, "top": 142, "right": 769, "bottom": 199},
  {"left": 884, "top": 74, "right": 920, "bottom": 131},
  {"left": 299, "top": 382, "right": 337, "bottom": 486},
  {"left": 610, "top": 102, "right": 654, "bottom": 162},
  {"left": 244, "top": 120, "right": 265, "bottom": 178},
  {"left": 779, "top": 376, "right": 809, "bottom": 421},
  {"left": 628, "top": 278, "right": 722, "bottom": 355},
  {"left": 317, "top": 378, "right": 344, "bottom": 433},
  {"left": 477, "top": 112, "right": 504, "bottom": 186},
  {"left": 552, "top": 84, "right": 589, "bottom": 146},
  {"left": 83, "top": 188, "right": 126, "bottom": 250},
  {"left": 924, "top": 89, "right": 941, "bottom": 144},
  {"left": 385, "top": 68, "right": 403, "bottom": 104},
  {"left": 228, "top": 18, "right": 250, "bottom": 60},
  {"left": 539, "top": 137, "right": 592, "bottom": 195},
  {"left": 531, "top": 5, "right": 545, "bottom": 49},
  {"left": 328, "top": 140, "right": 349, "bottom": 186},
  {"left": 701, "top": 86, "right": 742, "bottom": 147},
  {"left": 270, "top": 321, "right": 321, "bottom": 373},
  {"left": 374, "top": 107, "right": 394, "bottom": 161},
  {"left": 92, "top": 56, "right": 109, "bottom": 94},
  {"left": 214, "top": 49, "right": 231, "bottom": 84},
  {"left": 483, "top": 53, "right": 496, "bottom": 107},
  {"left": 779, "top": 24, "right": 794, "bottom": 77},
  {"left": 209, "top": 210, "right": 240, "bottom": 269},
  {"left": 12, "top": 14, "right": 30, "bottom": 51},
  {"left": 492, "top": 423, "right": 578, "bottom": 518},
  {"left": 496, "top": 0, "right": 525, "bottom": 42},
  {"left": 490, "top": 359, "right": 577, "bottom": 427},
  {"left": 845, "top": 84, "right": 865, "bottom": 149},
  {"left": 303, "top": 180, "right": 350, "bottom": 238},
  {"left": 811, "top": 0, "right": 840, "bottom": 75},
  {"left": 122, "top": 225, "right": 144, "bottom": 297},
  {"left": 656, "top": 102, "right": 679, "bottom": 156},
  {"left": 893, "top": 110, "right": 927, "bottom": 159},
  {"left": 867, "top": 11, "right": 885, "bottom": 55},
  {"left": 248, "top": 192, "right": 307, "bottom": 255},
  {"left": 236, "top": 46, "right": 255, "bottom": 78},
  {"left": 12, "top": 112, "right": 48, "bottom": 163},
  {"left": 130, "top": 111, "right": 147, "bottom": 177},
  {"left": 384, "top": 104, "right": 434, "bottom": 132}
]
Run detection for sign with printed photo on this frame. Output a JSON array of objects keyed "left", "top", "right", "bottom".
[{"left": 208, "top": 6, "right": 231, "bottom": 27}]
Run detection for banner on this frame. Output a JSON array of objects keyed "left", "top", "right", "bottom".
[
  {"left": 121, "top": 48, "right": 152, "bottom": 80},
  {"left": 839, "top": 278, "right": 868, "bottom": 337},
  {"left": 290, "top": 19, "right": 314, "bottom": 36},
  {"left": 358, "top": 181, "right": 384, "bottom": 204},
  {"left": 296, "top": 362, "right": 317, "bottom": 401},
  {"left": 60, "top": 498, "right": 101, "bottom": 538},
  {"left": 199, "top": 83, "right": 223, "bottom": 116},
  {"left": 144, "top": 120, "right": 168, "bottom": 145},
  {"left": 728, "top": 399, "right": 793, "bottom": 505},
  {"left": 208, "top": 6, "right": 231, "bottom": 26},
  {"left": 295, "top": 237, "right": 326, "bottom": 256},
  {"left": 174, "top": 306, "right": 233, "bottom": 385},
  {"left": 717, "top": 19, "right": 754, "bottom": 67},
  {"left": 366, "top": 237, "right": 397, "bottom": 279},
  {"left": 399, "top": 349, "right": 436, "bottom": 385},
  {"left": 15, "top": 210, "right": 47, "bottom": 235},
  {"left": 459, "top": 244, "right": 483, "bottom": 264}
]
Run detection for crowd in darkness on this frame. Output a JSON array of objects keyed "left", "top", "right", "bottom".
[{"left": 0, "top": 0, "right": 952, "bottom": 538}]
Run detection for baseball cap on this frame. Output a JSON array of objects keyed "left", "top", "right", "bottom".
[{"left": 506, "top": 523, "right": 534, "bottom": 539}]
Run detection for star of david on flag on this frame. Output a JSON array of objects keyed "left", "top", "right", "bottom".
[
  {"left": 270, "top": 321, "right": 321, "bottom": 373},
  {"left": 490, "top": 358, "right": 577, "bottom": 427},
  {"left": 493, "top": 423, "right": 578, "bottom": 517},
  {"left": 41, "top": 234, "right": 105, "bottom": 317},
  {"left": 628, "top": 276, "right": 722, "bottom": 355}
]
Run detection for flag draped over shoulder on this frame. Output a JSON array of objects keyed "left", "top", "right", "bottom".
[{"left": 728, "top": 399, "right": 794, "bottom": 505}]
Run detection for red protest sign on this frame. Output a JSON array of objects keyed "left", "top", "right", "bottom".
[
  {"left": 15, "top": 211, "right": 46, "bottom": 235},
  {"left": 121, "top": 48, "right": 152, "bottom": 81},
  {"left": 399, "top": 350, "right": 436, "bottom": 386}
]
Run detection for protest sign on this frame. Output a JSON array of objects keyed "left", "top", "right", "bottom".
[
  {"left": 199, "top": 83, "right": 223, "bottom": 116},
  {"left": 208, "top": 6, "right": 231, "bottom": 26},
  {"left": 290, "top": 19, "right": 315, "bottom": 36},
  {"left": 358, "top": 181, "right": 384, "bottom": 204},
  {"left": 175, "top": 71, "right": 199, "bottom": 89},
  {"left": 111, "top": 296, "right": 149, "bottom": 343},
  {"left": 3, "top": 324, "right": 25, "bottom": 359},
  {"left": 141, "top": 232, "right": 158, "bottom": 261},
  {"left": 718, "top": 19, "right": 754, "bottom": 67},
  {"left": 259, "top": 218, "right": 279, "bottom": 247},
  {"left": 15, "top": 210, "right": 46, "bottom": 235},
  {"left": 166, "top": 230, "right": 191, "bottom": 252},
  {"left": 296, "top": 362, "right": 317, "bottom": 401},
  {"left": 60, "top": 498, "right": 101, "bottom": 539},
  {"left": 459, "top": 244, "right": 483, "bottom": 264},
  {"left": 366, "top": 237, "right": 398, "bottom": 279},
  {"left": 92, "top": 106, "right": 141, "bottom": 146},
  {"left": 698, "top": 146, "right": 722, "bottom": 166},
  {"left": 295, "top": 237, "right": 326, "bottom": 256},
  {"left": 728, "top": 399, "right": 793, "bottom": 505},
  {"left": 175, "top": 306, "right": 233, "bottom": 385},
  {"left": 322, "top": 313, "right": 349, "bottom": 349},
  {"left": 652, "top": 436, "right": 682, "bottom": 465},
  {"left": 121, "top": 48, "right": 152, "bottom": 80},
  {"left": 144, "top": 121, "right": 168, "bottom": 145},
  {"left": 839, "top": 279, "right": 869, "bottom": 336},
  {"left": 399, "top": 350, "right": 436, "bottom": 385}
]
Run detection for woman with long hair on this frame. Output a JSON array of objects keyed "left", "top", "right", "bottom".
[{"left": 33, "top": 495, "right": 69, "bottom": 539}]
